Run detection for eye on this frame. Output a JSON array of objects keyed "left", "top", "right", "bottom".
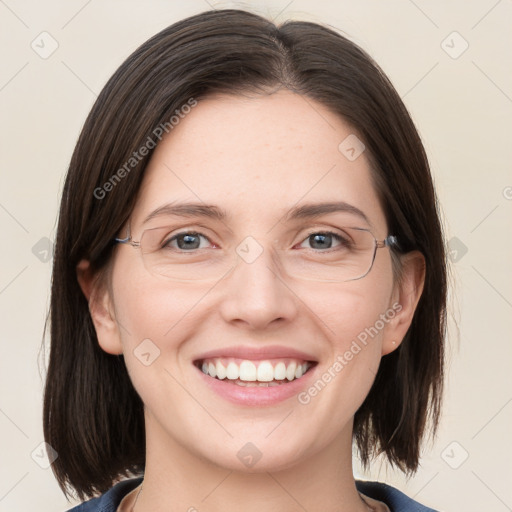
[
  {"left": 297, "top": 231, "right": 351, "bottom": 251},
  {"left": 163, "top": 231, "right": 213, "bottom": 251}
]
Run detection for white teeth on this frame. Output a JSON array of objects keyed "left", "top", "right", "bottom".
[
  {"left": 226, "top": 362, "right": 239, "bottom": 380},
  {"left": 256, "top": 361, "right": 274, "bottom": 382},
  {"left": 216, "top": 361, "right": 227, "bottom": 380},
  {"left": 274, "top": 362, "right": 286, "bottom": 380},
  {"left": 199, "top": 358, "right": 312, "bottom": 383},
  {"left": 239, "top": 360, "right": 257, "bottom": 381},
  {"left": 286, "top": 362, "right": 297, "bottom": 381}
]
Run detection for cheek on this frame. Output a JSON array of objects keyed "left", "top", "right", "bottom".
[
  {"left": 314, "top": 271, "right": 394, "bottom": 350},
  {"left": 109, "top": 261, "right": 204, "bottom": 394},
  {"left": 303, "top": 269, "right": 394, "bottom": 405},
  {"left": 110, "top": 252, "right": 204, "bottom": 343},
  {"left": 109, "top": 271, "right": 202, "bottom": 402},
  {"left": 293, "top": 284, "right": 394, "bottom": 454}
]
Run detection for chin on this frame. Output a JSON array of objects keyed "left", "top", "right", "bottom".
[{"left": 197, "top": 433, "right": 313, "bottom": 474}]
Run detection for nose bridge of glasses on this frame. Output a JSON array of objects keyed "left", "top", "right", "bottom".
[{"left": 233, "top": 234, "right": 285, "bottom": 273}]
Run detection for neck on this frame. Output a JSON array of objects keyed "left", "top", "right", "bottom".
[{"left": 131, "top": 412, "right": 371, "bottom": 512}]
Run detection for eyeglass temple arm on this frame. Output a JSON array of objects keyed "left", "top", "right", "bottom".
[{"left": 377, "top": 235, "right": 399, "bottom": 250}]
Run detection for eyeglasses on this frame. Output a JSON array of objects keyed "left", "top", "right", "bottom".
[{"left": 114, "top": 225, "right": 399, "bottom": 283}]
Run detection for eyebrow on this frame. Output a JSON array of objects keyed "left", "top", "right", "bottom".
[
  {"left": 143, "top": 202, "right": 228, "bottom": 224},
  {"left": 143, "top": 200, "right": 371, "bottom": 227},
  {"left": 284, "top": 201, "right": 371, "bottom": 226}
]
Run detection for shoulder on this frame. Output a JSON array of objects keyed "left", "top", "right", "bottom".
[
  {"left": 355, "top": 480, "right": 440, "bottom": 512},
  {"left": 65, "top": 477, "right": 143, "bottom": 512}
]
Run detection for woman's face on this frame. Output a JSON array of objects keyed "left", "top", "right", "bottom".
[{"left": 93, "top": 90, "right": 413, "bottom": 472}]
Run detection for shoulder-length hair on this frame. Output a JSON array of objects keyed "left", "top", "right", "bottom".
[{"left": 43, "top": 8, "right": 447, "bottom": 501}]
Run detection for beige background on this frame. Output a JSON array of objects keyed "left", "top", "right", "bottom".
[{"left": 1, "top": 1, "right": 511, "bottom": 510}]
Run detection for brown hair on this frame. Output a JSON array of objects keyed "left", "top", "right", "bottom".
[{"left": 43, "top": 8, "right": 447, "bottom": 501}]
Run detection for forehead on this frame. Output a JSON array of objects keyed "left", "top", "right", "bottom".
[{"left": 131, "top": 91, "right": 388, "bottom": 235}]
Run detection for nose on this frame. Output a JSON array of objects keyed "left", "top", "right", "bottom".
[{"left": 218, "top": 239, "right": 299, "bottom": 330}]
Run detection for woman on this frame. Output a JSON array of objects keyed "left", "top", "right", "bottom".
[{"left": 43, "top": 9, "right": 447, "bottom": 512}]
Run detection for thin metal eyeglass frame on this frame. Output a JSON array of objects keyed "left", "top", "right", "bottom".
[{"left": 113, "top": 227, "right": 399, "bottom": 282}]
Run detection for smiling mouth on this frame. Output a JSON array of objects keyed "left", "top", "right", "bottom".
[{"left": 194, "top": 357, "right": 317, "bottom": 387}]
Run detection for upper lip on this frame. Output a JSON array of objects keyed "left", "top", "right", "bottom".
[{"left": 194, "top": 345, "right": 318, "bottom": 363}]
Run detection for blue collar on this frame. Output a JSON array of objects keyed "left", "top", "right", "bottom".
[{"left": 66, "top": 476, "right": 439, "bottom": 511}]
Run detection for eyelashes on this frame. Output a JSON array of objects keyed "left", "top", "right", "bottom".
[{"left": 162, "top": 229, "right": 351, "bottom": 253}]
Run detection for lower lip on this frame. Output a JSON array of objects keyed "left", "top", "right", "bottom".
[{"left": 194, "top": 364, "right": 317, "bottom": 406}]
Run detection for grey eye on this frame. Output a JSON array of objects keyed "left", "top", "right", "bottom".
[{"left": 165, "top": 232, "right": 210, "bottom": 251}]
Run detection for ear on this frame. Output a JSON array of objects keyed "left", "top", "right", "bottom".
[
  {"left": 76, "top": 259, "right": 123, "bottom": 355},
  {"left": 381, "top": 250, "right": 426, "bottom": 356}
]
